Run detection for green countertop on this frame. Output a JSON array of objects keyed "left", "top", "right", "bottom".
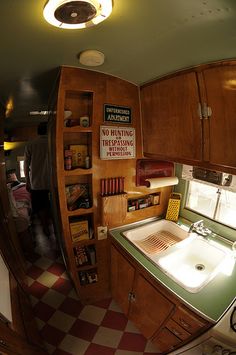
[{"left": 109, "top": 218, "right": 236, "bottom": 323}]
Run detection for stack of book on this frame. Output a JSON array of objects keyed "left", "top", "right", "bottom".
[
  {"left": 65, "top": 183, "right": 90, "bottom": 211},
  {"left": 70, "top": 219, "right": 89, "bottom": 242},
  {"left": 74, "top": 245, "right": 96, "bottom": 267},
  {"left": 78, "top": 269, "right": 98, "bottom": 285}
]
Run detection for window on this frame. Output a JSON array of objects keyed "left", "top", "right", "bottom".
[
  {"left": 17, "top": 156, "right": 25, "bottom": 178},
  {"left": 185, "top": 180, "right": 236, "bottom": 229}
]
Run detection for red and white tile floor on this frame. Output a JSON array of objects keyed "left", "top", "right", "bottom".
[{"left": 26, "top": 220, "right": 159, "bottom": 354}]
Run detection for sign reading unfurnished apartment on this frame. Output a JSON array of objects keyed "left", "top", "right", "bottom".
[
  {"left": 104, "top": 104, "right": 131, "bottom": 124},
  {"left": 100, "top": 125, "right": 136, "bottom": 160}
]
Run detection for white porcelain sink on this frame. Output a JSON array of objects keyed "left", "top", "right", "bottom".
[
  {"left": 122, "top": 219, "right": 233, "bottom": 293},
  {"left": 157, "top": 234, "right": 230, "bottom": 293}
]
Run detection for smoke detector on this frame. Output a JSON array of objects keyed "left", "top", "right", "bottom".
[
  {"left": 79, "top": 49, "right": 105, "bottom": 66},
  {"left": 43, "top": 0, "right": 113, "bottom": 29}
]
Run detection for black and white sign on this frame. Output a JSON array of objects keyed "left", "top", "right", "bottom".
[{"left": 104, "top": 104, "right": 131, "bottom": 124}]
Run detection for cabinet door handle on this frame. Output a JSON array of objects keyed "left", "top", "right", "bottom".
[
  {"left": 198, "top": 103, "right": 203, "bottom": 119},
  {"left": 202, "top": 102, "right": 212, "bottom": 119},
  {"left": 128, "top": 292, "right": 136, "bottom": 302},
  {"left": 207, "top": 106, "right": 212, "bottom": 118},
  {"left": 179, "top": 318, "right": 190, "bottom": 329}
]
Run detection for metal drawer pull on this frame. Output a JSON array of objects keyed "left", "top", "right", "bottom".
[
  {"left": 171, "top": 328, "right": 181, "bottom": 337},
  {"left": 179, "top": 318, "right": 190, "bottom": 328}
]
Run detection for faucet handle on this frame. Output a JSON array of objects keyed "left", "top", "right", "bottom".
[{"left": 189, "top": 219, "right": 204, "bottom": 232}]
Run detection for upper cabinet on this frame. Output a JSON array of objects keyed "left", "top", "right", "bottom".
[
  {"left": 140, "top": 61, "right": 236, "bottom": 172},
  {"left": 199, "top": 64, "right": 236, "bottom": 168},
  {"left": 141, "top": 71, "right": 202, "bottom": 163}
]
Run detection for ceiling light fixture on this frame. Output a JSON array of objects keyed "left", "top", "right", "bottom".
[{"left": 43, "top": 0, "right": 113, "bottom": 29}]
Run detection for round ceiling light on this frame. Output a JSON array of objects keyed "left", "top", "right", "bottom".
[
  {"left": 43, "top": 0, "right": 113, "bottom": 29},
  {"left": 79, "top": 49, "right": 105, "bottom": 66}
]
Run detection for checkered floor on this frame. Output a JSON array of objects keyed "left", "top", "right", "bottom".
[{"left": 26, "top": 220, "right": 159, "bottom": 354}]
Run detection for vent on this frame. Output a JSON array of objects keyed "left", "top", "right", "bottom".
[
  {"left": 54, "top": 1, "right": 97, "bottom": 24},
  {"left": 193, "top": 167, "right": 232, "bottom": 186}
]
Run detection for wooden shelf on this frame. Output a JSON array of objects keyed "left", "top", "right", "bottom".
[
  {"left": 72, "top": 239, "right": 96, "bottom": 247},
  {"left": 63, "top": 127, "right": 92, "bottom": 133},
  {"left": 56, "top": 83, "right": 98, "bottom": 303},
  {"left": 64, "top": 168, "right": 93, "bottom": 176},
  {"left": 67, "top": 207, "right": 94, "bottom": 216},
  {"left": 76, "top": 264, "right": 98, "bottom": 271}
]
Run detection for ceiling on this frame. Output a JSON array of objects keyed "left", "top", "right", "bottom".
[{"left": 2, "top": 0, "right": 236, "bottom": 129}]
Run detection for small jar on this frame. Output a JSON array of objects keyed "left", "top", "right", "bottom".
[
  {"left": 65, "top": 156, "right": 72, "bottom": 170},
  {"left": 85, "top": 156, "right": 90, "bottom": 169}
]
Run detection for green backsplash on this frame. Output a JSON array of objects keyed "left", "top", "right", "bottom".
[{"left": 174, "top": 163, "right": 236, "bottom": 242}]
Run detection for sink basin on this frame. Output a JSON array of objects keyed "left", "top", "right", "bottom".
[
  {"left": 122, "top": 219, "right": 189, "bottom": 255},
  {"left": 157, "top": 235, "right": 230, "bottom": 293},
  {"left": 122, "top": 219, "right": 233, "bottom": 293}
]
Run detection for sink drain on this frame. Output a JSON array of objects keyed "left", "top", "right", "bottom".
[{"left": 195, "top": 264, "right": 205, "bottom": 271}]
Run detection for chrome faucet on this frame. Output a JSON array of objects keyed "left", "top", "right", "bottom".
[{"left": 189, "top": 220, "right": 212, "bottom": 237}]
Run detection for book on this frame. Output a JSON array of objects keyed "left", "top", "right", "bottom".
[
  {"left": 69, "top": 144, "right": 88, "bottom": 168},
  {"left": 65, "top": 184, "right": 89, "bottom": 210},
  {"left": 70, "top": 220, "right": 89, "bottom": 242}
]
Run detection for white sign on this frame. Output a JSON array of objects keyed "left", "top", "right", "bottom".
[{"left": 100, "top": 125, "right": 136, "bottom": 160}]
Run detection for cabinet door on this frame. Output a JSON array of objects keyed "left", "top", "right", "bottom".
[
  {"left": 141, "top": 71, "right": 202, "bottom": 162},
  {"left": 200, "top": 65, "right": 236, "bottom": 168},
  {"left": 172, "top": 305, "right": 208, "bottom": 334},
  {"left": 129, "top": 273, "right": 174, "bottom": 339},
  {"left": 152, "top": 327, "right": 181, "bottom": 353},
  {"left": 110, "top": 245, "right": 135, "bottom": 315}
]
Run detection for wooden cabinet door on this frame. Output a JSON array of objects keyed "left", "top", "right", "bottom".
[
  {"left": 129, "top": 272, "right": 174, "bottom": 339},
  {"left": 141, "top": 71, "right": 202, "bottom": 162},
  {"left": 199, "top": 65, "right": 236, "bottom": 168},
  {"left": 172, "top": 305, "right": 208, "bottom": 334},
  {"left": 110, "top": 245, "right": 135, "bottom": 316},
  {"left": 152, "top": 327, "right": 181, "bottom": 353}
]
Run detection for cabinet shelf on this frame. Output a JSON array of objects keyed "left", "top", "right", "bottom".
[
  {"left": 76, "top": 263, "right": 98, "bottom": 271},
  {"left": 64, "top": 168, "right": 93, "bottom": 176},
  {"left": 72, "top": 238, "right": 95, "bottom": 247},
  {"left": 67, "top": 207, "right": 94, "bottom": 217},
  {"left": 63, "top": 127, "right": 92, "bottom": 133}
]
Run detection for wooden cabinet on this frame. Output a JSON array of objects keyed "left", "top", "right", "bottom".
[
  {"left": 110, "top": 241, "right": 211, "bottom": 354},
  {"left": 111, "top": 243, "right": 135, "bottom": 315},
  {"left": 199, "top": 64, "right": 236, "bottom": 168},
  {"left": 152, "top": 305, "right": 209, "bottom": 353},
  {"left": 129, "top": 272, "right": 174, "bottom": 339},
  {"left": 141, "top": 61, "right": 236, "bottom": 172},
  {"left": 141, "top": 71, "right": 202, "bottom": 163},
  {"left": 111, "top": 244, "right": 174, "bottom": 340}
]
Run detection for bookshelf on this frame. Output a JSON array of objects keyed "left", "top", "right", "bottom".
[{"left": 55, "top": 87, "right": 98, "bottom": 301}]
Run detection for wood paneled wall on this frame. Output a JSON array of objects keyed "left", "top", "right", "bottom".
[{"left": 57, "top": 66, "right": 171, "bottom": 229}]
